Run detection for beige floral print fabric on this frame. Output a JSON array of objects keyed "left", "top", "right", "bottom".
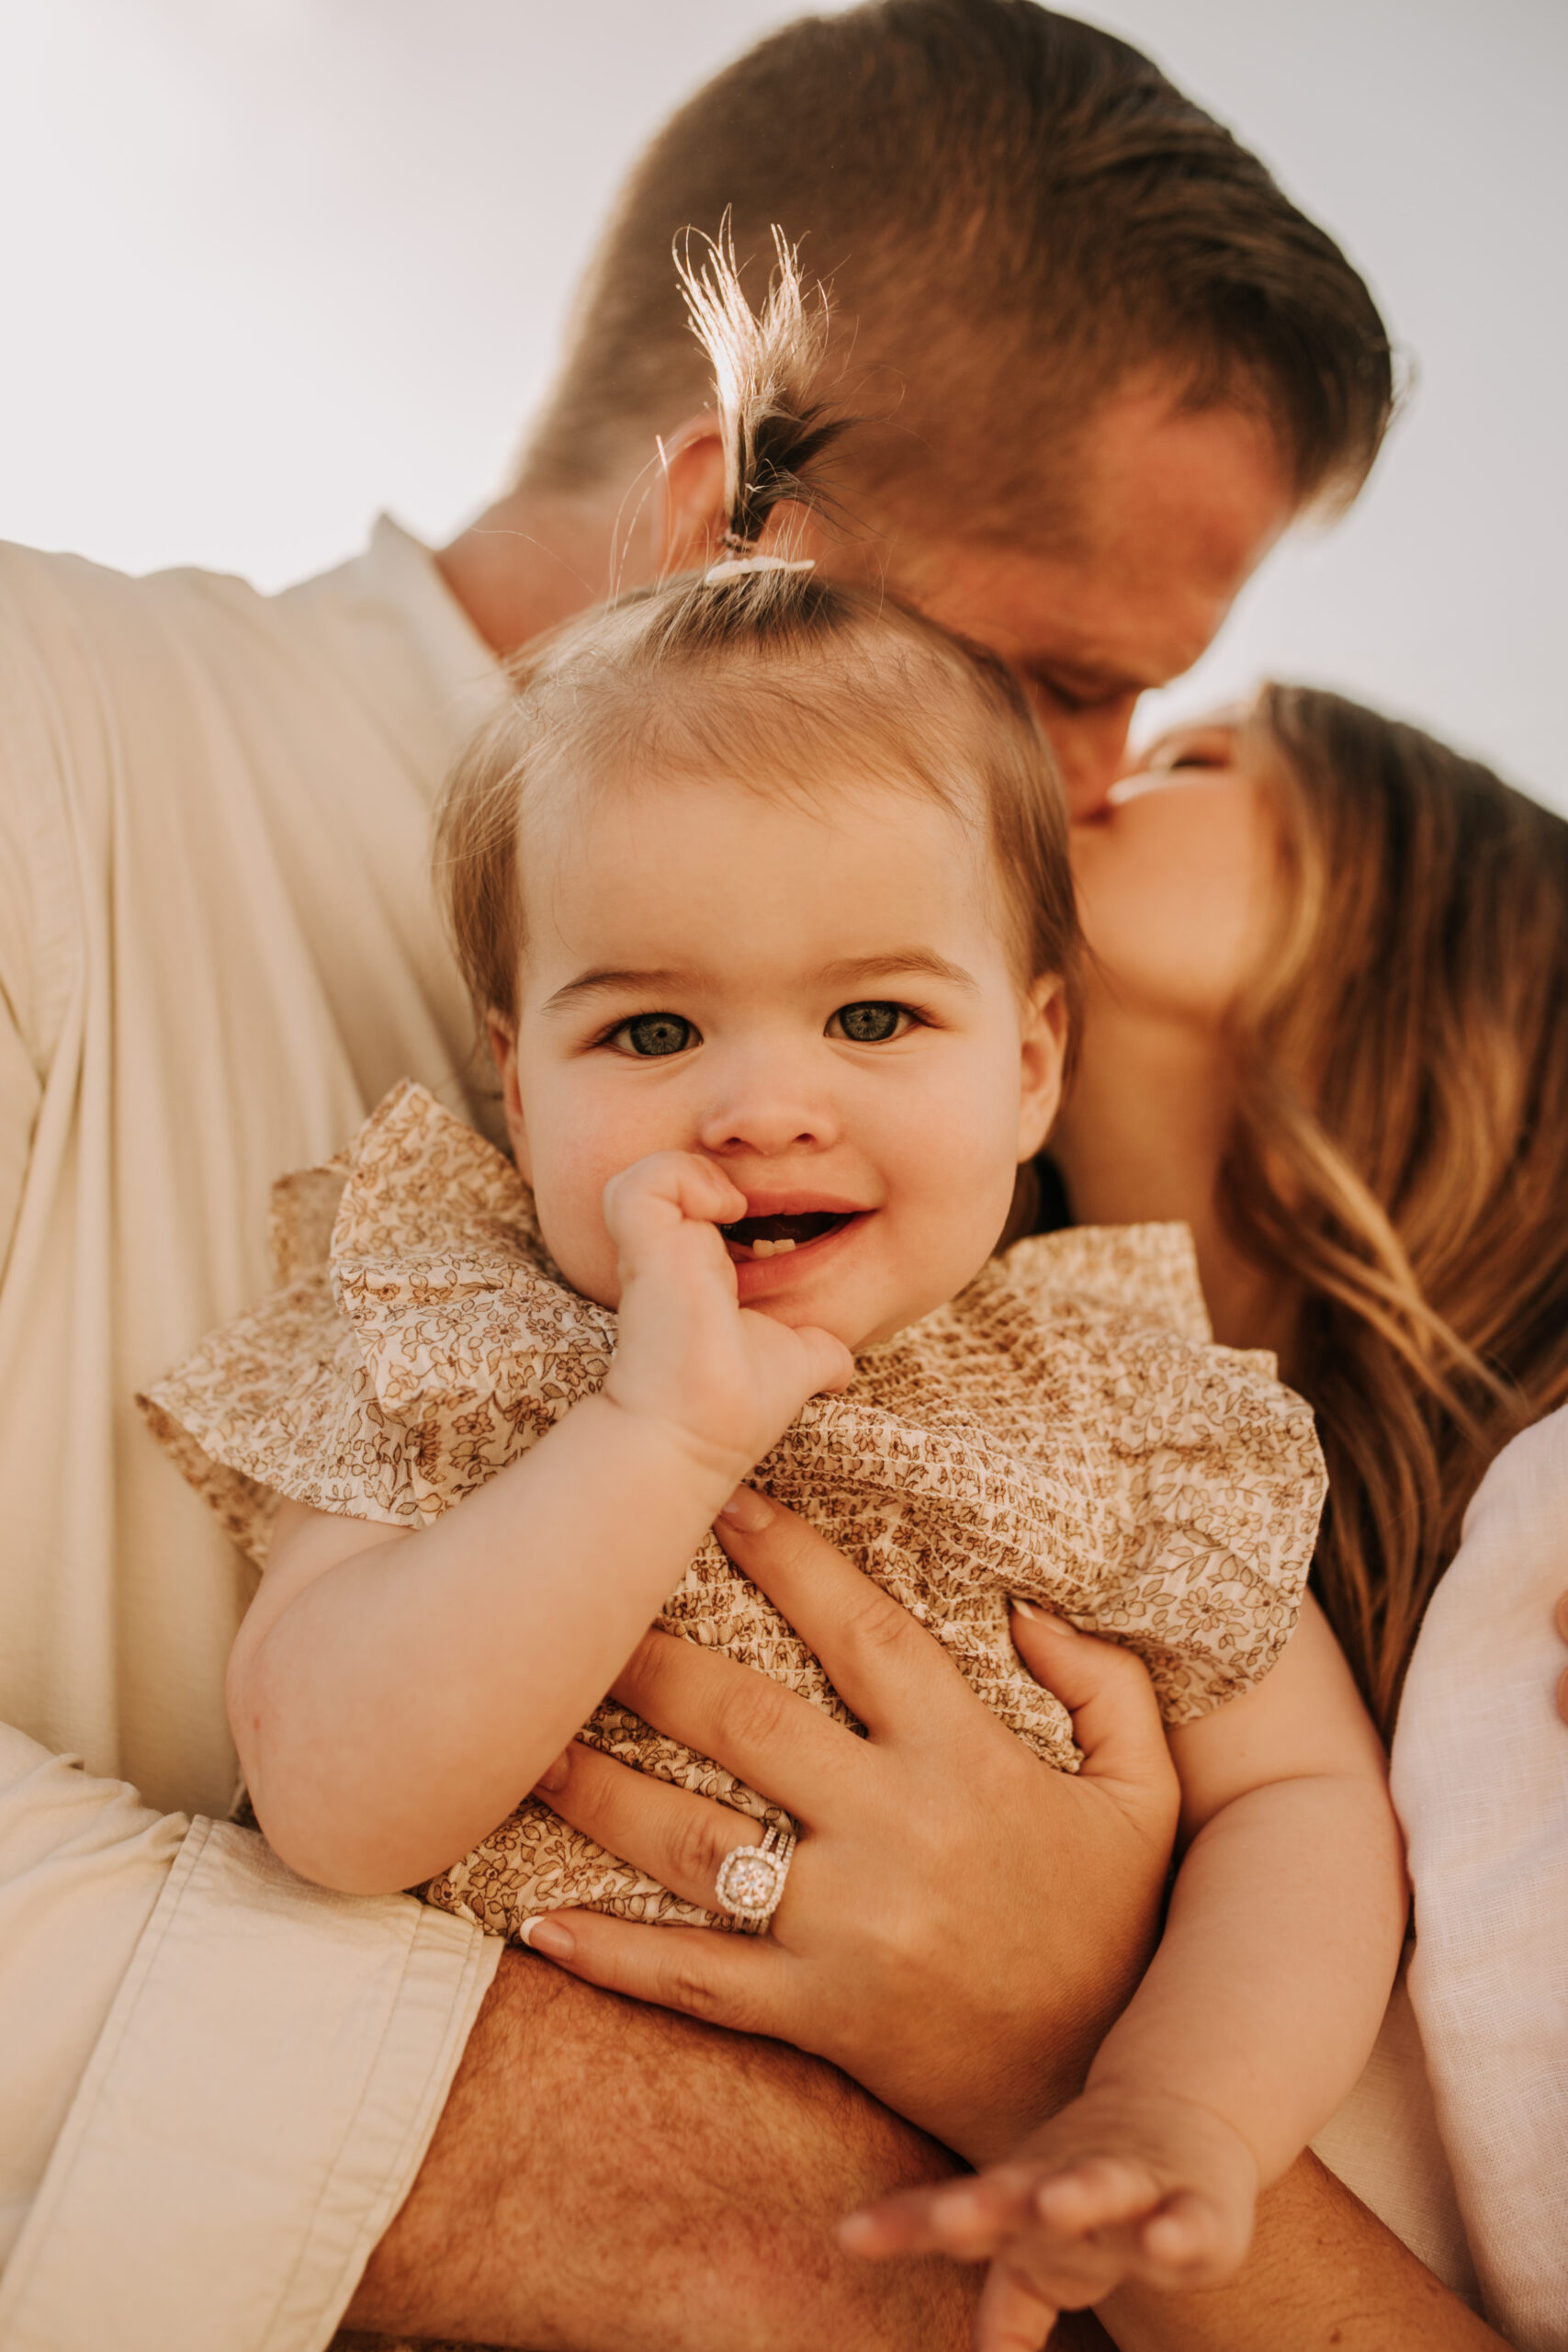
[{"left": 141, "top": 1080, "right": 1325, "bottom": 1941}]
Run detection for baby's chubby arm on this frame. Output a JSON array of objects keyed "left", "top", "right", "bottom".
[
  {"left": 226, "top": 1151, "right": 852, "bottom": 1895},
  {"left": 845, "top": 1595, "right": 1406, "bottom": 2343}
]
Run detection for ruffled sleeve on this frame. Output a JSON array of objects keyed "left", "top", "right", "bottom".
[
  {"left": 912, "top": 1224, "right": 1325, "bottom": 1725},
  {"left": 139, "top": 1080, "right": 610, "bottom": 1563}
]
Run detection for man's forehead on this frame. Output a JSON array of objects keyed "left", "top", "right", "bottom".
[{"left": 877, "top": 390, "right": 1295, "bottom": 695}]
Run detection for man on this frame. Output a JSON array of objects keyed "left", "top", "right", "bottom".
[{"left": 0, "top": 6, "right": 1407, "bottom": 2348}]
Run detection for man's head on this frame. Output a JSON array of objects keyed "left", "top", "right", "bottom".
[{"left": 479, "top": 2, "right": 1393, "bottom": 812}]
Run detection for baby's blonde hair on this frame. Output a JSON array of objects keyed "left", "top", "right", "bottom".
[{"left": 436, "top": 230, "right": 1079, "bottom": 1035}]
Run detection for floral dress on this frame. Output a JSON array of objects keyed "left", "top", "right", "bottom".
[{"left": 141, "top": 1080, "right": 1325, "bottom": 1941}]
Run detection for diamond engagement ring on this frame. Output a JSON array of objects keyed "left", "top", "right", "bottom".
[{"left": 713, "top": 1824, "right": 796, "bottom": 1933}]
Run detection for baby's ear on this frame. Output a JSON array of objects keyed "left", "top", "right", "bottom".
[
  {"left": 1017, "top": 976, "right": 1069, "bottom": 1160},
  {"left": 487, "top": 1014, "right": 532, "bottom": 1179}
]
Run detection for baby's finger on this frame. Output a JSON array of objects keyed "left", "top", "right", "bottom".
[
  {"left": 604, "top": 1150, "right": 746, "bottom": 1252},
  {"left": 840, "top": 2168, "right": 1043, "bottom": 2263},
  {"left": 974, "top": 2256, "right": 1058, "bottom": 2352},
  {"left": 1033, "top": 2153, "right": 1162, "bottom": 2240},
  {"left": 1135, "top": 2188, "right": 1247, "bottom": 2287}
]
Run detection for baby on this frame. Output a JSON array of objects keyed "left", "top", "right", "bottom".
[{"left": 143, "top": 240, "right": 1404, "bottom": 2331}]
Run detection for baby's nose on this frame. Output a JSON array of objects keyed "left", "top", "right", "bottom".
[
  {"left": 699, "top": 1106, "right": 832, "bottom": 1156},
  {"left": 696, "top": 1077, "right": 838, "bottom": 1159}
]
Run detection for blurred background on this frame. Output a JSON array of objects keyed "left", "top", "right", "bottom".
[{"left": 3, "top": 0, "right": 1562, "bottom": 804}]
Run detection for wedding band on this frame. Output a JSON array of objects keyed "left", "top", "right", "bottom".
[{"left": 713, "top": 1823, "right": 796, "bottom": 1934}]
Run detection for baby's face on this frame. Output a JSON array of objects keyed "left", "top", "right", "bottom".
[{"left": 496, "top": 771, "right": 1065, "bottom": 1352}]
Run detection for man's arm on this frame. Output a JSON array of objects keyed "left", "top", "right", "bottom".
[
  {"left": 0, "top": 1723, "right": 973, "bottom": 2352},
  {"left": 0, "top": 1731, "right": 499, "bottom": 2352},
  {"left": 347, "top": 1951, "right": 977, "bottom": 2352},
  {"left": 1098, "top": 2154, "right": 1510, "bottom": 2351}
]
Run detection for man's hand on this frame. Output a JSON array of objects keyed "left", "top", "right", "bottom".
[
  {"left": 604, "top": 1151, "right": 853, "bottom": 1482},
  {"left": 520, "top": 1496, "right": 1180, "bottom": 2165}
]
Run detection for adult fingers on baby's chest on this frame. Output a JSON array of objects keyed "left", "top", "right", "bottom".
[
  {"left": 538, "top": 1737, "right": 787, "bottom": 1920},
  {"left": 609, "top": 1625, "right": 880, "bottom": 1825}
]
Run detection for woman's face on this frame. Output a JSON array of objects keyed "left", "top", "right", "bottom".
[{"left": 1068, "top": 715, "right": 1285, "bottom": 1026}]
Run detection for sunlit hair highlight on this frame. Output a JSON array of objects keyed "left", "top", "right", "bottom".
[{"left": 1221, "top": 687, "right": 1568, "bottom": 1735}]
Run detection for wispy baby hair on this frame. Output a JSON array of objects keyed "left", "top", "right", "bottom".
[
  {"left": 437, "top": 230, "right": 1078, "bottom": 1037},
  {"left": 676, "top": 220, "right": 841, "bottom": 556}
]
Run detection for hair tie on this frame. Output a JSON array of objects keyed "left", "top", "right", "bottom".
[{"left": 704, "top": 553, "right": 818, "bottom": 585}]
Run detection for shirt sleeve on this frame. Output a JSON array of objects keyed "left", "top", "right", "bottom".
[
  {"left": 1393, "top": 1403, "right": 1568, "bottom": 2351},
  {"left": 0, "top": 1722, "right": 500, "bottom": 2352}
]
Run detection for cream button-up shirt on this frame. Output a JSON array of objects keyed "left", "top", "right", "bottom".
[
  {"left": 0, "top": 522, "right": 505, "bottom": 2346},
  {"left": 0, "top": 515, "right": 505, "bottom": 1817}
]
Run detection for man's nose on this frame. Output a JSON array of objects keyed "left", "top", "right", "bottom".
[{"left": 1043, "top": 696, "right": 1141, "bottom": 821}]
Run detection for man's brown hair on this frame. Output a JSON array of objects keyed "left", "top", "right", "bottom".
[{"left": 522, "top": 0, "right": 1394, "bottom": 536}]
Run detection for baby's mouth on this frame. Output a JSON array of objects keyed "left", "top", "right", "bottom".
[{"left": 720, "top": 1211, "right": 855, "bottom": 1261}]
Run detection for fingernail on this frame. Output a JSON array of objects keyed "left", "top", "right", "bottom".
[
  {"left": 838, "top": 2212, "right": 879, "bottom": 2252},
  {"left": 1012, "top": 1599, "right": 1077, "bottom": 1632},
  {"left": 718, "top": 1486, "right": 773, "bottom": 1532},
  {"left": 533, "top": 1750, "right": 570, "bottom": 1793},
  {"left": 518, "top": 1915, "right": 576, "bottom": 1960}
]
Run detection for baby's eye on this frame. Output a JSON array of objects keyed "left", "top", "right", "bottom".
[
  {"left": 610, "top": 1012, "right": 697, "bottom": 1058},
  {"left": 828, "top": 1001, "right": 910, "bottom": 1045}
]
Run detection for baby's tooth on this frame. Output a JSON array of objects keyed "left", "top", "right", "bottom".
[
  {"left": 753, "top": 1237, "right": 774, "bottom": 1258},
  {"left": 773, "top": 1237, "right": 796, "bottom": 1253}
]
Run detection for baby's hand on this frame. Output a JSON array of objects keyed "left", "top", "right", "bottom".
[
  {"left": 840, "top": 2084, "right": 1260, "bottom": 2349},
  {"left": 601, "top": 1151, "right": 853, "bottom": 1484}
]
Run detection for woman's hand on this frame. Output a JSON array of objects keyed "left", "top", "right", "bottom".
[
  {"left": 520, "top": 1493, "right": 1180, "bottom": 2164},
  {"left": 1555, "top": 1589, "right": 1568, "bottom": 1724}
]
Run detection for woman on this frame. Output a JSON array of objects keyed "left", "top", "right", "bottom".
[
  {"left": 476, "top": 687, "right": 1568, "bottom": 2348},
  {"left": 1060, "top": 684, "right": 1568, "bottom": 1741},
  {"left": 849, "top": 684, "right": 1568, "bottom": 2347}
]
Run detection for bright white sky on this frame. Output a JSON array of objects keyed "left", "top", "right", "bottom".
[{"left": 2, "top": 0, "right": 1562, "bottom": 807}]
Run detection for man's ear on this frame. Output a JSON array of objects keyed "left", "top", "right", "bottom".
[
  {"left": 487, "top": 1012, "right": 532, "bottom": 1182},
  {"left": 1017, "top": 977, "right": 1069, "bottom": 1162},
  {"left": 651, "top": 417, "right": 728, "bottom": 578},
  {"left": 649, "top": 413, "right": 838, "bottom": 581}
]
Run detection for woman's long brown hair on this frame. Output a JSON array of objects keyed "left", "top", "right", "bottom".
[{"left": 1220, "top": 687, "right": 1568, "bottom": 1736}]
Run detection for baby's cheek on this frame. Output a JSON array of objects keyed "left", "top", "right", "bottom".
[
  {"left": 933, "top": 1120, "right": 1029, "bottom": 1260},
  {"left": 532, "top": 1179, "right": 621, "bottom": 1312}
]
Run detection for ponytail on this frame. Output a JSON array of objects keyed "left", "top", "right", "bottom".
[{"left": 674, "top": 221, "right": 847, "bottom": 562}]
